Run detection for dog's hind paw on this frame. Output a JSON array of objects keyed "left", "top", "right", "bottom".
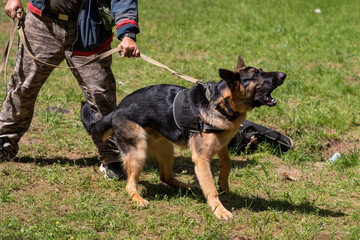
[
  {"left": 218, "top": 181, "right": 230, "bottom": 195},
  {"left": 214, "top": 207, "right": 233, "bottom": 221}
]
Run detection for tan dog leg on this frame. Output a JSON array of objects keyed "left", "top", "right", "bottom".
[
  {"left": 118, "top": 124, "right": 149, "bottom": 208},
  {"left": 123, "top": 149, "right": 149, "bottom": 207},
  {"left": 147, "top": 133, "right": 198, "bottom": 190},
  {"left": 217, "top": 147, "right": 231, "bottom": 194},
  {"left": 192, "top": 154, "right": 233, "bottom": 220}
]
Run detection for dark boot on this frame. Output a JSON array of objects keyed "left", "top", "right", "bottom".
[{"left": 0, "top": 138, "right": 12, "bottom": 162}]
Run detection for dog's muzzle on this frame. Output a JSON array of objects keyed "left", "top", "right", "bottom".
[{"left": 254, "top": 72, "right": 286, "bottom": 107}]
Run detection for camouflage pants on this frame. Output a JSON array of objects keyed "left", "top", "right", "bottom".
[{"left": 0, "top": 10, "right": 119, "bottom": 164}]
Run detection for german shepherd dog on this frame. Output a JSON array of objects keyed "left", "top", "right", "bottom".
[{"left": 81, "top": 56, "right": 286, "bottom": 220}]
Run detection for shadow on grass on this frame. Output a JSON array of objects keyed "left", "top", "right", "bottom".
[
  {"left": 171, "top": 156, "right": 254, "bottom": 175},
  {"left": 12, "top": 156, "right": 99, "bottom": 167},
  {"left": 139, "top": 180, "right": 204, "bottom": 201},
  {"left": 136, "top": 180, "right": 345, "bottom": 218},
  {"left": 11, "top": 153, "right": 252, "bottom": 172},
  {"left": 11, "top": 155, "right": 345, "bottom": 217},
  {"left": 220, "top": 194, "right": 346, "bottom": 217}
]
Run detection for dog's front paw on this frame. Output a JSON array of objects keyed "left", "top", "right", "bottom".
[
  {"left": 214, "top": 207, "right": 233, "bottom": 221},
  {"left": 137, "top": 199, "right": 150, "bottom": 208},
  {"left": 131, "top": 194, "right": 150, "bottom": 208}
]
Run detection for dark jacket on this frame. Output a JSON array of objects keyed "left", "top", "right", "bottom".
[{"left": 27, "top": 0, "right": 139, "bottom": 56}]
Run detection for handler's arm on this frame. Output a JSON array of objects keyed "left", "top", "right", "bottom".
[
  {"left": 5, "top": 0, "right": 23, "bottom": 19},
  {"left": 111, "top": 0, "right": 140, "bottom": 58}
]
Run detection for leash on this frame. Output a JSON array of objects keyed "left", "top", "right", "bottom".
[
  {"left": 0, "top": 13, "right": 200, "bottom": 85},
  {"left": 139, "top": 54, "right": 199, "bottom": 84},
  {"left": 0, "top": 17, "right": 20, "bottom": 85}
]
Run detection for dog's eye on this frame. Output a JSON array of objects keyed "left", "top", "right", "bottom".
[{"left": 253, "top": 69, "right": 260, "bottom": 77}]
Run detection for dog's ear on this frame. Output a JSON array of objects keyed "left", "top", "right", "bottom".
[
  {"left": 235, "top": 55, "right": 246, "bottom": 72},
  {"left": 219, "top": 68, "right": 240, "bottom": 89}
]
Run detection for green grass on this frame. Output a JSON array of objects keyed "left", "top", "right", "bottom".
[{"left": 0, "top": 0, "right": 360, "bottom": 239}]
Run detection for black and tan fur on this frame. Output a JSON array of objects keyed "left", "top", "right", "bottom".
[{"left": 81, "top": 55, "right": 286, "bottom": 220}]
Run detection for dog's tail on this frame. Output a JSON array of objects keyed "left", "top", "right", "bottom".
[{"left": 81, "top": 102, "right": 114, "bottom": 142}]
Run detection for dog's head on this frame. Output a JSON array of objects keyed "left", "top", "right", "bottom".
[{"left": 218, "top": 55, "right": 286, "bottom": 112}]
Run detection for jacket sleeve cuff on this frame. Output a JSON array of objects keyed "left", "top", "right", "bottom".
[{"left": 116, "top": 20, "right": 140, "bottom": 40}]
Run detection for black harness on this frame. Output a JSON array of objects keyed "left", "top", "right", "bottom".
[{"left": 172, "top": 85, "right": 224, "bottom": 142}]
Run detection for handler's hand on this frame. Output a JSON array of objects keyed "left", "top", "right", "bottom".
[
  {"left": 5, "top": 0, "right": 23, "bottom": 19},
  {"left": 119, "top": 37, "right": 140, "bottom": 58}
]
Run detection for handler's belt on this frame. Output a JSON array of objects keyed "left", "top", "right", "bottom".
[
  {"left": 173, "top": 87, "right": 223, "bottom": 142},
  {"left": 44, "top": 11, "right": 78, "bottom": 21}
]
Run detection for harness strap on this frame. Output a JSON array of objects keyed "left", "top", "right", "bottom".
[
  {"left": 173, "top": 87, "right": 224, "bottom": 142},
  {"left": 173, "top": 89, "right": 201, "bottom": 141},
  {"left": 203, "top": 83, "right": 241, "bottom": 121}
]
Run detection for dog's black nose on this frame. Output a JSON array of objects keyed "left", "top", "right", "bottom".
[
  {"left": 276, "top": 72, "right": 286, "bottom": 85},
  {"left": 278, "top": 72, "right": 286, "bottom": 81}
]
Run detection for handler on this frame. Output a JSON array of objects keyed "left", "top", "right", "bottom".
[{"left": 0, "top": 0, "right": 139, "bottom": 178}]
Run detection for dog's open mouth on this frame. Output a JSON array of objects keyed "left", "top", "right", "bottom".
[
  {"left": 253, "top": 72, "right": 286, "bottom": 107},
  {"left": 254, "top": 90, "right": 277, "bottom": 107},
  {"left": 263, "top": 93, "right": 277, "bottom": 106}
]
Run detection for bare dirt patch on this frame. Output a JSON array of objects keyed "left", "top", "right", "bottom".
[
  {"left": 320, "top": 137, "right": 360, "bottom": 160},
  {"left": 275, "top": 164, "right": 303, "bottom": 182},
  {"left": 323, "top": 62, "right": 342, "bottom": 70}
]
